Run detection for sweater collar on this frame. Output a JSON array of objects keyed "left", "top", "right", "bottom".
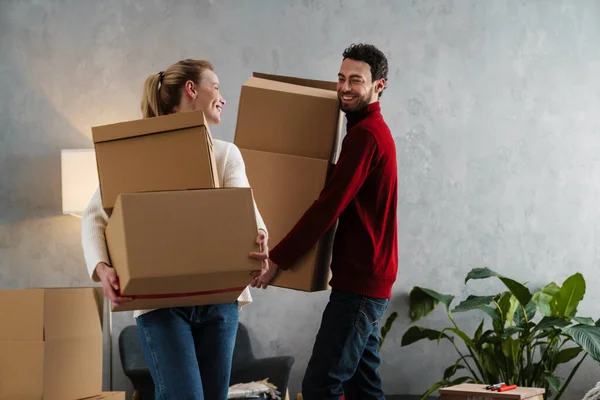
[{"left": 346, "top": 101, "right": 381, "bottom": 129}]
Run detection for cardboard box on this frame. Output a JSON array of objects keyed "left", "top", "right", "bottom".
[
  {"left": 81, "top": 392, "right": 126, "bottom": 400},
  {"left": 92, "top": 110, "right": 219, "bottom": 211},
  {"left": 440, "top": 384, "right": 545, "bottom": 400},
  {"left": 234, "top": 73, "right": 343, "bottom": 161},
  {"left": 106, "top": 188, "right": 261, "bottom": 311},
  {"left": 234, "top": 73, "right": 343, "bottom": 292},
  {"left": 240, "top": 149, "right": 334, "bottom": 291},
  {"left": 0, "top": 288, "right": 103, "bottom": 400}
]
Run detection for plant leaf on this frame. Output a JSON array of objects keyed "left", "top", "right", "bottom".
[
  {"left": 551, "top": 273, "right": 585, "bottom": 318},
  {"left": 535, "top": 316, "right": 570, "bottom": 332},
  {"left": 409, "top": 287, "right": 454, "bottom": 321},
  {"left": 443, "top": 363, "right": 466, "bottom": 381},
  {"left": 474, "top": 319, "right": 484, "bottom": 343},
  {"left": 480, "top": 305, "right": 502, "bottom": 322},
  {"left": 499, "top": 277, "right": 533, "bottom": 307},
  {"left": 441, "top": 327, "right": 475, "bottom": 348},
  {"left": 503, "top": 326, "right": 523, "bottom": 339},
  {"left": 507, "top": 295, "right": 520, "bottom": 326},
  {"left": 541, "top": 282, "right": 561, "bottom": 296},
  {"left": 555, "top": 347, "right": 583, "bottom": 364},
  {"left": 465, "top": 267, "right": 501, "bottom": 283},
  {"left": 544, "top": 373, "right": 562, "bottom": 392},
  {"left": 533, "top": 291, "right": 554, "bottom": 317},
  {"left": 515, "top": 301, "right": 537, "bottom": 326},
  {"left": 378, "top": 311, "right": 397, "bottom": 350},
  {"left": 573, "top": 316, "right": 595, "bottom": 326},
  {"left": 419, "top": 380, "right": 450, "bottom": 400},
  {"left": 562, "top": 324, "right": 600, "bottom": 363},
  {"left": 401, "top": 326, "right": 451, "bottom": 347},
  {"left": 452, "top": 295, "right": 496, "bottom": 313}
]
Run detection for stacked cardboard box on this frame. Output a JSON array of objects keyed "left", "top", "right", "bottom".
[
  {"left": 234, "top": 73, "right": 343, "bottom": 292},
  {"left": 91, "top": 110, "right": 261, "bottom": 311},
  {"left": 0, "top": 287, "right": 124, "bottom": 400}
]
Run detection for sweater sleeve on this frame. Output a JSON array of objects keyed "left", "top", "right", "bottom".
[
  {"left": 222, "top": 144, "right": 268, "bottom": 235},
  {"left": 269, "top": 128, "right": 378, "bottom": 270},
  {"left": 81, "top": 187, "right": 110, "bottom": 282}
]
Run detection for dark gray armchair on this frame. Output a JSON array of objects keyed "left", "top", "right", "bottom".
[{"left": 118, "top": 323, "right": 295, "bottom": 399}]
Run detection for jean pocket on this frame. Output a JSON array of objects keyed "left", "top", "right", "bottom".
[{"left": 354, "top": 298, "right": 388, "bottom": 338}]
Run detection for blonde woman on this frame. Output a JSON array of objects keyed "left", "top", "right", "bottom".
[{"left": 82, "top": 59, "right": 269, "bottom": 400}]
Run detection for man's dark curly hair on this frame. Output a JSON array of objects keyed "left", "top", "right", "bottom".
[{"left": 342, "top": 43, "right": 388, "bottom": 98}]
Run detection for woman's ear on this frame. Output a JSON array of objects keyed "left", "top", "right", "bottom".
[{"left": 184, "top": 80, "right": 197, "bottom": 100}]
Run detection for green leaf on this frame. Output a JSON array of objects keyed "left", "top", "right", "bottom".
[
  {"left": 507, "top": 295, "right": 520, "bottom": 326},
  {"left": 499, "top": 277, "right": 533, "bottom": 307},
  {"left": 401, "top": 326, "right": 450, "bottom": 347},
  {"left": 474, "top": 319, "right": 484, "bottom": 342},
  {"left": 452, "top": 295, "right": 496, "bottom": 313},
  {"left": 378, "top": 311, "right": 398, "bottom": 350},
  {"left": 595, "top": 318, "right": 600, "bottom": 327},
  {"left": 443, "top": 362, "right": 466, "bottom": 380},
  {"left": 541, "top": 282, "right": 561, "bottom": 296},
  {"left": 480, "top": 305, "right": 502, "bottom": 322},
  {"left": 465, "top": 267, "right": 500, "bottom": 283},
  {"left": 573, "top": 316, "right": 595, "bottom": 326},
  {"left": 562, "top": 324, "right": 600, "bottom": 363},
  {"left": 545, "top": 373, "right": 562, "bottom": 392},
  {"left": 501, "top": 337, "right": 521, "bottom": 370},
  {"left": 503, "top": 326, "right": 523, "bottom": 339},
  {"left": 551, "top": 273, "right": 585, "bottom": 318},
  {"left": 515, "top": 301, "right": 537, "bottom": 326},
  {"left": 441, "top": 327, "right": 475, "bottom": 348},
  {"left": 419, "top": 380, "right": 450, "bottom": 399},
  {"left": 464, "top": 268, "right": 532, "bottom": 307},
  {"left": 409, "top": 287, "right": 454, "bottom": 321},
  {"left": 555, "top": 347, "right": 583, "bottom": 364},
  {"left": 534, "top": 316, "right": 570, "bottom": 332},
  {"left": 533, "top": 291, "right": 554, "bottom": 317}
]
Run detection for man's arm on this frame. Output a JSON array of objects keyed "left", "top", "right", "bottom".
[{"left": 269, "top": 128, "right": 379, "bottom": 270}]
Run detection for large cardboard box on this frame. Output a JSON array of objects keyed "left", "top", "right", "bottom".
[
  {"left": 106, "top": 188, "right": 261, "bottom": 311},
  {"left": 92, "top": 110, "right": 219, "bottom": 212},
  {"left": 0, "top": 288, "right": 103, "bottom": 400},
  {"left": 81, "top": 392, "right": 126, "bottom": 400},
  {"left": 234, "top": 73, "right": 343, "bottom": 292},
  {"left": 440, "top": 384, "right": 545, "bottom": 400},
  {"left": 240, "top": 149, "right": 335, "bottom": 291}
]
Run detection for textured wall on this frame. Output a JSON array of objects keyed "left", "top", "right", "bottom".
[{"left": 2, "top": 0, "right": 600, "bottom": 398}]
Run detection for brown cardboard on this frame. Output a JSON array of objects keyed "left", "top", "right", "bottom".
[
  {"left": 92, "top": 110, "right": 220, "bottom": 211},
  {"left": 240, "top": 149, "right": 335, "bottom": 291},
  {"left": 440, "top": 384, "right": 545, "bottom": 400},
  {"left": 234, "top": 75, "right": 343, "bottom": 161},
  {"left": 81, "top": 392, "right": 126, "bottom": 400},
  {"left": 0, "top": 288, "right": 103, "bottom": 400},
  {"left": 106, "top": 188, "right": 261, "bottom": 312}
]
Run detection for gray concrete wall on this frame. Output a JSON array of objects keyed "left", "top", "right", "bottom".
[{"left": 2, "top": 0, "right": 600, "bottom": 398}]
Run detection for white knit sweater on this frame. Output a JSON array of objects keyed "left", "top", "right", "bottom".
[{"left": 81, "top": 139, "right": 267, "bottom": 318}]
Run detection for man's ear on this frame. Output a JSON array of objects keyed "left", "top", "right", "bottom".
[{"left": 374, "top": 78, "right": 386, "bottom": 95}]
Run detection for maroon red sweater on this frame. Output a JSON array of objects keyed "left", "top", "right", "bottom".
[{"left": 269, "top": 102, "right": 398, "bottom": 299}]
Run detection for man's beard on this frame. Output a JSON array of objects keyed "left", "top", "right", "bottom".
[{"left": 338, "top": 91, "right": 372, "bottom": 113}]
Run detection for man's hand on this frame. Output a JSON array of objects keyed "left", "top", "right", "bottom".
[{"left": 95, "top": 262, "right": 132, "bottom": 308}]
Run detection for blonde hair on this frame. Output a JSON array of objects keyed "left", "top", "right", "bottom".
[{"left": 141, "top": 59, "right": 214, "bottom": 118}]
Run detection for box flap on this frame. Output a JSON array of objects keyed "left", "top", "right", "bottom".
[
  {"left": 253, "top": 72, "right": 337, "bottom": 91},
  {"left": 92, "top": 110, "right": 208, "bottom": 143},
  {"left": 242, "top": 77, "right": 338, "bottom": 100},
  {"left": 81, "top": 393, "right": 126, "bottom": 400},
  {"left": 0, "top": 289, "right": 44, "bottom": 342},
  {"left": 43, "top": 288, "right": 102, "bottom": 341}
]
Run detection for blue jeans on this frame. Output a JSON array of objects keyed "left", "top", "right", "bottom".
[
  {"left": 135, "top": 303, "right": 239, "bottom": 400},
  {"left": 302, "top": 289, "right": 390, "bottom": 400}
]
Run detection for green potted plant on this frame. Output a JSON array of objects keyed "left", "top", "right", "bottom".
[{"left": 379, "top": 268, "right": 600, "bottom": 400}]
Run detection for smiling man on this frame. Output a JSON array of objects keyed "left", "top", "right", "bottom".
[{"left": 251, "top": 43, "right": 398, "bottom": 399}]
